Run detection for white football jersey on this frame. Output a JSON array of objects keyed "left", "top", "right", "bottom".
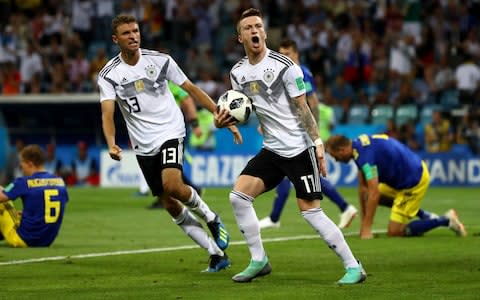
[
  {"left": 98, "top": 49, "right": 187, "bottom": 155},
  {"left": 230, "top": 49, "right": 312, "bottom": 157}
]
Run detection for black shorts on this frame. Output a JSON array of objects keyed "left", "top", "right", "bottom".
[
  {"left": 136, "top": 138, "right": 185, "bottom": 196},
  {"left": 240, "top": 147, "right": 323, "bottom": 200}
]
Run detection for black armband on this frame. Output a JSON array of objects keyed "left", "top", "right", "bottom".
[{"left": 189, "top": 118, "right": 199, "bottom": 128}]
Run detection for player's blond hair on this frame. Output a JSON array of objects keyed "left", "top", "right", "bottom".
[{"left": 20, "top": 145, "right": 46, "bottom": 167}]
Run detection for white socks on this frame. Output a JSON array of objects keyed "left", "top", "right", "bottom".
[
  {"left": 229, "top": 190, "right": 266, "bottom": 261},
  {"left": 173, "top": 207, "right": 223, "bottom": 256},
  {"left": 302, "top": 208, "right": 358, "bottom": 269},
  {"left": 185, "top": 186, "right": 216, "bottom": 223}
]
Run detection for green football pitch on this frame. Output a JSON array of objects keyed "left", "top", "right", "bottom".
[{"left": 2, "top": 187, "right": 479, "bottom": 300}]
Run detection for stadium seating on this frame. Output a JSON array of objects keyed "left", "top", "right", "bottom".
[
  {"left": 419, "top": 104, "right": 441, "bottom": 126},
  {"left": 347, "top": 104, "right": 370, "bottom": 124},
  {"left": 395, "top": 104, "right": 418, "bottom": 127},
  {"left": 439, "top": 89, "right": 459, "bottom": 109},
  {"left": 370, "top": 104, "right": 394, "bottom": 125}
]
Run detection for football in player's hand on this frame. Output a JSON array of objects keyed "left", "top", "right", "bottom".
[{"left": 217, "top": 90, "right": 253, "bottom": 124}]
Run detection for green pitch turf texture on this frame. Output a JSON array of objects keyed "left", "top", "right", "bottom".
[{"left": 1, "top": 187, "right": 479, "bottom": 300}]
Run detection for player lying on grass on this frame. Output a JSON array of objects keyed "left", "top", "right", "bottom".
[
  {"left": 326, "top": 134, "right": 467, "bottom": 239},
  {"left": 0, "top": 144, "right": 68, "bottom": 247}
]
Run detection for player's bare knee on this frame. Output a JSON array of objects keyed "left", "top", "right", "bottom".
[{"left": 162, "top": 178, "right": 183, "bottom": 197}]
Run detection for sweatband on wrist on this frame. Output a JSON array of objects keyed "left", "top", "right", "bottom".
[{"left": 314, "top": 138, "right": 323, "bottom": 146}]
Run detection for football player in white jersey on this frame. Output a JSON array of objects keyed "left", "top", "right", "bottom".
[
  {"left": 222, "top": 8, "right": 366, "bottom": 284},
  {"left": 98, "top": 15, "right": 241, "bottom": 273}
]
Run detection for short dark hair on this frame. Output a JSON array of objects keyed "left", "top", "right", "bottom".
[
  {"left": 325, "top": 135, "right": 351, "bottom": 152},
  {"left": 279, "top": 39, "right": 298, "bottom": 52},
  {"left": 112, "top": 15, "right": 137, "bottom": 34},
  {"left": 20, "top": 144, "right": 46, "bottom": 167},
  {"left": 236, "top": 8, "right": 262, "bottom": 33}
]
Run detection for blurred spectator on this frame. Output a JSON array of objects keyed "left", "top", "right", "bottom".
[
  {"left": 456, "top": 112, "right": 480, "bottom": 155},
  {"left": 286, "top": 14, "right": 312, "bottom": 59},
  {"left": 455, "top": 52, "right": 480, "bottom": 108},
  {"left": 389, "top": 34, "right": 417, "bottom": 80},
  {"left": 0, "top": 138, "right": 25, "bottom": 185},
  {"left": 399, "top": 120, "right": 421, "bottom": 151},
  {"left": 71, "top": 0, "right": 94, "bottom": 48},
  {"left": 39, "top": 5, "right": 66, "bottom": 47},
  {"left": 92, "top": 0, "right": 114, "bottom": 42},
  {"left": 424, "top": 110, "right": 455, "bottom": 153},
  {"left": 195, "top": 69, "right": 221, "bottom": 100},
  {"left": 461, "top": 28, "right": 480, "bottom": 61},
  {"left": 430, "top": 53, "right": 456, "bottom": 103},
  {"left": 330, "top": 74, "right": 355, "bottom": 116},
  {"left": 343, "top": 30, "right": 372, "bottom": 90},
  {"left": 0, "top": 25, "right": 19, "bottom": 65},
  {"left": 66, "top": 141, "right": 99, "bottom": 186},
  {"left": 196, "top": 48, "right": 220, "bottom": 80},
  {"left": 191, "top": 0, "right": 214, "bottom": 52},
  {"left": 67, "top": 49, "right": 90, "bottom": 92},
  {"left": 1, "top": 61, "right": 21, "bottom": 95},
  {"left": 47, "top": 61, "right": 68, "bottom": 93},
  {"left": 384, "top": 118, "right": 399, "bottom": 139},
  {"left": 44, "top": 143, "right": 64, "bottom": 177},
  {"left": 89, "top": 46, "right": 108, "bottom": 91},
  {"left": 389, "top": 79, "right": 417, "bottom": 108},
  {"left": 19, "top": 41, "right": 43, "bottom": 93},
  {"left": 359, "top": 70, "right": 387, "bottom": 107}
]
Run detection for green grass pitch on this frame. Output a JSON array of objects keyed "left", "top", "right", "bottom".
[{"left": 2, "top": 187, "right": 479, "bottom": 300}]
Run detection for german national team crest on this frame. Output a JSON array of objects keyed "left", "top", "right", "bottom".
[
  {"left": 263, "top": 69, "right": 274, "bottom": 83},
  {"left": 145, "top": 65, "right": 157, "bottom": 79},
  {"left": 134, "top": 79, "right": 145, "bottom": 92}
]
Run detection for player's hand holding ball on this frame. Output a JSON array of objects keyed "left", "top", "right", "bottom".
[{"left": 216, "top": 90, "right": 253, "bottom": 125}]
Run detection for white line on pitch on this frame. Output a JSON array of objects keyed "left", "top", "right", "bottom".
[{"left": 0, "top": 230, "right": 386, "bottom": 266}]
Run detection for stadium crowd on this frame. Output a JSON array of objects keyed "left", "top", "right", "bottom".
[{"left": 0, "top": 0, "right": 479, "bottom": 154}]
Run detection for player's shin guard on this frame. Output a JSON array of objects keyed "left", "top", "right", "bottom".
[
  {"left": 230, "top": 190, "right": 266, "bottom": 261},
  {"left": 302, "top": 208, "right": 358, "bottom": 269},
  {"left": 185, "top": 186, "right": 215, "bottom": 223},
  {"left": 174, "top": 207, "right": 222, "bottom": 255}
]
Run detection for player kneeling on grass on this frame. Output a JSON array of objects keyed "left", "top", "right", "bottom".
[
  {"left": 326, "top": 134, "right": 467, "bottom": 239},
  {"left": 0, "top": 144, "right": 68, "bottom": 247}
]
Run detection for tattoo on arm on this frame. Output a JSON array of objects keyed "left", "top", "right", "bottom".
[{"left": 293, "top": 97, "right": 319, "bottom": 141}]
